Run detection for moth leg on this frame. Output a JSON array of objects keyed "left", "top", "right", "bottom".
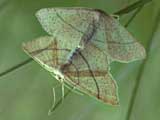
[
  {"left": 61, "top": 80, "right": 65, "bottom": 102},
  {"left": 48, "top": 83, "right": 80, "bottom": 115},
  {"left": 48, "top": 86, "right": 58, "bottom": 115},
  {"left": 60, "top": 62, "right": 84, "bottom": 96},
  {"left": 111, "top": 14, "right": 120, "bottom": 20}
]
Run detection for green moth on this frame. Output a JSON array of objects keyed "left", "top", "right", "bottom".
[{"left": 22, "top": 7, "right": 146, "bottom": 108}]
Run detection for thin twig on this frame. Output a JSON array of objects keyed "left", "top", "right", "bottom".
[
  {"left": 0, "top": 58, "right": 33, "bottom": 78},
  {"left": 125, "top": 3, "right": 144, "bottom": 27},
  {"left": 114, "top": 0, "right": 152, "bottom": 16},
  {"left": 114, "top": 0, "right": 152, "bottom": 27}
]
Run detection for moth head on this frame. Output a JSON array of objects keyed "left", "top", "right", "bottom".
[{"left": 53, "top": 69, "right": 65, "bottom": 81}]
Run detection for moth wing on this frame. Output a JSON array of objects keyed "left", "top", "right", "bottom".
[
  {"left": 104, "top": 15, "right": 146, "bottom": 63},
  {"left": 22, "top": 36, "right": 71, "bottom": 73},
  {"left": 62, "top": 42, "right": 119, "bottom": 105},
  {"left": 36, "top": 8, "right": 100, "bottom": 50}
]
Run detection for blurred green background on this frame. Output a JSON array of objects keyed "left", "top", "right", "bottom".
[{"left": 0, "top": 0, "right": 160, "bottom": 120}]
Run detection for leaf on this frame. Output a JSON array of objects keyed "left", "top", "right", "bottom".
[
  {"left": 0, "top": 0, "right": 159, "bottom": 120},
  {"left": 126, "top": 9, "right": 160, "bottom": 120}
]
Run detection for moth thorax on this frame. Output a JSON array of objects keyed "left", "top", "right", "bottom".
[
  {"left": 67, "top": 47, "right": 80, "bottom": 62},
  {"left": 54, "top": 69, "right": 64, "bottom": 82}
]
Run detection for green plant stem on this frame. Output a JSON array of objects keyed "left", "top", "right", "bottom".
[
  {"left": 124, "top": 3, "right": 144, "bottom": 27},
  {"left": 0, "top": 58, "right": 33, "bottom": 78},
  {"left": 114, "top": 0, "right": 152, "bottom": 16}
]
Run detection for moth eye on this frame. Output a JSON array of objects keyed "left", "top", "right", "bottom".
[{"left": 58, "top": 76, "right": 61, "bottom": 80}]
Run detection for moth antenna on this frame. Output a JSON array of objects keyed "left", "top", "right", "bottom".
[
  {"left": 78, "top": 51, "right": 100, "bottom": 98},
  {"left": 61, "top": 81, "right": 65, "bottom": 101},
  {"left": 48, "top": 87, "right": 56, "bottom": 116},
  {"left": 64, "top": 46, "right": 100, "bottom": 98},
  {"left": 48, "top": 86, "right": 75, "bottom": 114},
  {"left": 60, "top": 55, "right": 80, "bottom": 85},
  {"left": 48, "top": 82, "right": 65, "bottom": 115}
]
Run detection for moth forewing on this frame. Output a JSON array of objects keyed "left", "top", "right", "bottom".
[
  {"left": 36, "top": 7, "right": 146, "bottom": 63},
  {"left": 35, "top": 8, "right": 114, "bottom": 51},
  {"left": 35, "top": 8, "right": 101, "bottom": 51},
  {"left": 22, "top": 36, "right": 71, "bottom": 83}
]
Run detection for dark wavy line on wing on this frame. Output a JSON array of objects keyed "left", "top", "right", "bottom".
[{"left": 78, "top": 51, "right": 100, "bottom": 99}]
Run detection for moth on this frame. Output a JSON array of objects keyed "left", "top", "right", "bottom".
[{"left": 22, "top": 7, "right": 146, "bottom": 112}]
